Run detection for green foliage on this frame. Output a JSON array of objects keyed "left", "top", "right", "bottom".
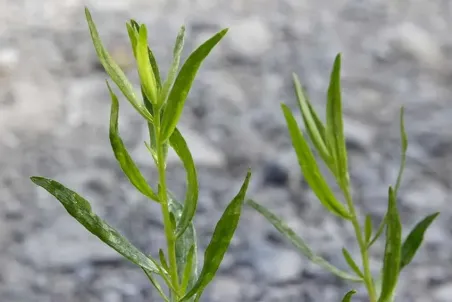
[
  {"left": 30, "top": 7, "right": 251, "bottom": 302},
  {"left": 247, "top": 54, "right": 440, "bottom": 302},
  {"left": 29, "top": 7, "right": 440, "bottom": 302}
]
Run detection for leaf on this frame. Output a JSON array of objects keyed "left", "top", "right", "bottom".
[
  {"left": 168, "top": 193, "right": 198, "bottom": 294},
  {"left": 30, "top": 177, "right": 164, "bottom": 275},
  {"left": 293, "top": 73, "right": 331, "bottom": 167},
  {"left": 136, "top": 24, "right": 158, "bottom": 104},
  {"left": 181, "top": 170, "right": 252, "bottom": 301},
  {"left": 126, "top": 22, "right": 138, "bottom": 58},
  {"left": 281, "top": 104, "right": 351, "bottom": 220},
  {"left": 246, "top": 199, "right": 361, "bottom": 282},
  {"left": 342, "top": 248, "right": 364, "bottom": 279},
  {"left": 400, "top": 212, "right": 439, "bottom": 270},
  {"left": 142, "top": 268, "right": 169, "bottom": 302},
  {"left": 341, "top": 290, "right": 357, "bottom": 302},
  {"left": 369, "top": 106, "right": 408, "bottom": 248},
  {"left": 181, "top": 245, "right": 196, "bottom": 292},
  {"left": 160, "top": 29, "right": 228, "bottom": 141},
  {"left": 326, "top": 53, "right": 349, "bottom": 188},
  {"left": 378, "top": 187, "right": 402, "bottom": 302},
  {"left": 107, "top": 82, "right": 159, "bottom": 202},
  {"left": 395, "top": 106, "right": 408, "bottom": 195},
  {"left": 159, "top": 249, "right": 169, "bottom": 272},
  {"left": 368, "top": 217, "right": 386, "bottom": 248},
  {"left": 84, "top": 8, "right": 154, "bottom": 123},
  {"left": 127, "top": 20, "right": 162, "bottom": 90},
  {"left": 168, "top": 128, "right": 199, "bottom": 238},
  {"left": 160, "top": 26, "right": 186, "bottom": 105},
  {"left": 364, "top": 214, "right": 373, "bottom": 245}
]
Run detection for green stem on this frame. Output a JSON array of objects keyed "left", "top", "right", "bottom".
[
  {"left": 154, "top": 110, "right": 180, "bottom": 298},
  {"left": 343, "top": 185, "right": 377, "bottom": 302}
]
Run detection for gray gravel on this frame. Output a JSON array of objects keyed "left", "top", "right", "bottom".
[{"left": 1, "top": 0, "right": 452, "bottom": 301}]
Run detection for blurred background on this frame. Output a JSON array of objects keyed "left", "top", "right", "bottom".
[{"left": 1, "top": 0, "right": 452, "bottom": 301}]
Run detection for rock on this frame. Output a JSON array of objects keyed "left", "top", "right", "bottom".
[
  {"left": 254, "top": 245, "right": 304, "bottom": 284},
  {"left": 343, "top": 118, "right": 376, "bottom": 151},
  {"left": 227, "top": 17, "right": 272, "bottom": 59},
  {"left": 262, "top": 161, "right": 289, "bottom": 187},
  {"left": 209, "top": 275, "right": 243, "bottom": 302},
  {"left": 433, "top": 282, "right": 452, "bottom": 302},
  {"left": 403, "top": 180, "right": 447, "bottom": 210},
  {"left": 386, "top": 22, "right": 444, "bottom": 69},
  {"left": 21, "top": 215, "right": 121, "bottom": 269},
  {"left": 0, "top": 47, "right": 19, "bottom": 76}
]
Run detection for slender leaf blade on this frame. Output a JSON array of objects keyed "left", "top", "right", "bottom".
[
  {"left": 181, "top": 170, "right": 252, "bottom": 301},
  {"left": 30, "top": 177, "right": 163, "bottom": 275},
  {"left": 160, "top": 29, "right": 228, "bottom": 141},
  {"left": 326, "top": 53, "right": 349, "bottom": 187},
  {"left": 181, "top": 245, "right": 196, "bottom": 292},
  {"left": 168, "top": 128, "right": 199, "bottom": 238},
  {"left": 281, "top": 104, "right": 351, "bottom": 219},
  {"left": 341, "top": 290, "right": 357, "bottom": 302},
  {"left": 142, "top": 268, "right": 169, "bottom": 302},
  {"left": 84, "top": 8, "right": 154, "bottom": 123},
  {"left": 127, "top": 20, "right": 162, "bottom": 90},
  {"left": 160, "top": 26, "right": 186, "bottom": 104},
  {"left": 168, "top": 192, "right": 198, "bottom": 295},
  {"left": 136, "top": 24, "right": 158, "bottom": 104},
  {"left": 400, "top": 212, "right": 439, "bottom": 270},
  {"left": 378, "top": 187, "right": 402, "bottom": 302},
  {"left": 246, "top": 199, "right": 361, "bottom": 282},
  {"left": 107, "top": 82, "right": 159, "bottom": 202},
  {"left": 342, "top": 248, "right": 364, "bottom": 279},
  {"left": 364, "top": 214, "right": 373, "bottom": 246},
  {"left": 293, "top": 73, "right": 331, "bottom": 165}
]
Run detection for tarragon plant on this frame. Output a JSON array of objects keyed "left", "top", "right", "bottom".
[
  {"left": 30, "top": 8, "right": 251, "bottom": 302},
  {"left": 247, "top": 54, "right": 440, "bottom": 302}
]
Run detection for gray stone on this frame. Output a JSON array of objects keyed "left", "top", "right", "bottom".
[
  {"left": 21, "top": 215, "right": 121, "bottom": 269},
  {"left": 227, "top": 17, "right": 272, "bottom": 58}
]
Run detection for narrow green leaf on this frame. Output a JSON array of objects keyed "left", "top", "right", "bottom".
[
  {"left": 128, "top": 19, "right": 162, "bottom": 90},
  {"left": 160, "top": 26, "right": 186, "bottom": 105},
  {"left": 181, "top": 170, "right": 252, "bottom": 301},
  {"left": 364, "top": 214, "right": 373, "bottom": 245},
  {"left": 160, "top": 29, "right": 228, "bottom": 141},
  {"left": 136, "top": 24, "right": 158, "bottom": 104},
  {"left": 168, "top": 128, "right": 199, "bottom": 239},
  {"left": 84, "top": 8, "right": 154, "bottom": 123},
  {"left": 159, "top": 249, "right": 169, "bottom": 272},
  {"left": 378, "top": 187, "right": 402, "bottom": 302},
  {"left": 107, "top": 82, "right": 159, "bottom": 202},
  {"left": 246, "top": 199, "right": 361, "bottom": 282},
  {"left": 368, "top": 216, "right": 386, "bottom": 248},
  {"left": 342, "top": 248, "right": 364, "bottom": 279},
  {"left": 181, "top": 245, "right": 196, "bottom": 292},
  {"left": 126, "top": 20, "right": 161, "bottom": 90},
  {"left": 341, "top": 290, "right": 357, "bottom": 302},
  {"left": 126, "top": 22, "right": 138, "bottom": 58},
  {"left": 168, "top": 192, "right": 198, "bottom": 293},
  {"left": 400, "top": 212, "right": 439, "bottom": 270},
  {"left": 281, "top": 104, "right": 351, "bottom": 220},
  {"left": 395, "top": 106, "right": 408, "bottom": 195},
  {"left": 369, "top": 106, "right": 408, "bottom": 248},
  {"left": 142, "top": 268, "right": 170, "bottom": 302},
  {"left": 30, "top": 177, "right": 164, "bottom": 275},
  {"left": 326, "top": 53, "right": 349, "bottom": 188},
  {"left": 293, "top": 73, "right": 331, "bottom": 166}
]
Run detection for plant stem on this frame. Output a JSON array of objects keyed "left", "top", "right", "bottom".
[
  {"left": 154, "top": 110, "right": 180, "bottom": 297},
  {"left": 343, "top": 185, "right": 377, "bottom": 302}
]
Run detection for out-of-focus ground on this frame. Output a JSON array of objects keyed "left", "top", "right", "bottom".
[{"left": 1, "top": 1, "right": 452, "bottom": 301}]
